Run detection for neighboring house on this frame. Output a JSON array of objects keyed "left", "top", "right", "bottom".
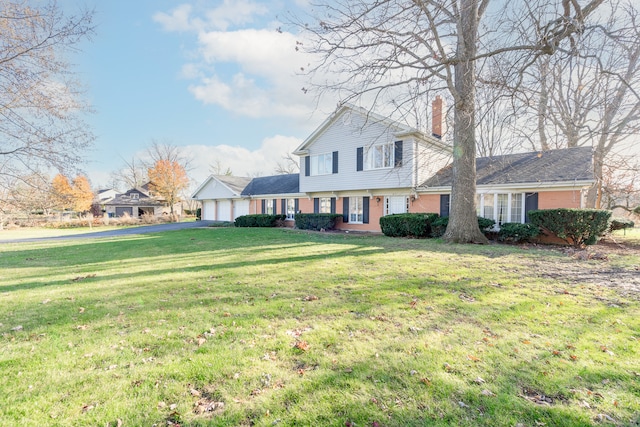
[
  {"left": 104, "top": 186, "right": 182, "bottom": 218},
  {"left": 192, "top": 104, "right": 595, "bottom": 232},
  {"left": 96, "top": 189, "right": 117, "bottom": 203}
]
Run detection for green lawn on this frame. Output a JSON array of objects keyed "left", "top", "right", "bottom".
[{"left": 1, "top": 228, "right": 638, "bottom": 426}]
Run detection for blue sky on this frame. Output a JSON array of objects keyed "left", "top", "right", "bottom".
[{"left": 62, "top": 0, "right": 325, "bottom": 189}]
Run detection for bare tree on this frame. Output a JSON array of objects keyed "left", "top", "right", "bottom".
[
  {"left": 274, "top": 153, "right": 300, "bottom": 175},
  {"left": 515, "top": 1, "right": 640, "bottom": 208},
  {"left": 111, "top": 156, "right": 148, "bottom": 191},
  {"left": 298, "top": 0, "right": 606, "bottom": 243},
  {"left": 209, "top": 159, "right": 233, "bottom": 176},
  {"left": 0, "top": 1, "right": 95, "bottom": 191}
]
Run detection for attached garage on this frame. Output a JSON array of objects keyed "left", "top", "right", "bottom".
[
  {"left": 202, "top": 201, "right": 216, "bottom": 221},
  {"left": 233, "top": 200, "right": 250, "bottom": 219},
  {"left": 115, "top": 207, "right": 133, "bottom": 217},
  {"left": 217, "top": 200, "right": 232, "bottom": 222}
]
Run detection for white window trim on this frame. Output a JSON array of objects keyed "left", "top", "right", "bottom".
[
  {"left": 349, "top": 196, "right": 364, "bottom": 224},
  {"left": 310, "top": 152, "right": 333, "bottom": 176},
  {"left": 477, "top": 192, "right": 526, "bottom": 226},
  {"left": 286, "top": 199, "right": 296, "bottom": 220},
  {"left": 364, "top": 142, "right": 394, "bottom": 171},
  {"left": 384, "top": 196, "right": 409, "bottom": 216},
  {"left": 319, "top": 197, "right": 332, "bottom": 214}
]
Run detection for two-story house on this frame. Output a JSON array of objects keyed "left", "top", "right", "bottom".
[{"left": 192, "top": 103, "right": 595, "bottom": 232}]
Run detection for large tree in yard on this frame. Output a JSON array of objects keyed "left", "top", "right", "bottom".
[
  {"left": 300, "top": 0, "right": 607, "bottom": 243},
  {"left": 0, "top": 1, "right": 95, "bottom": 191}
]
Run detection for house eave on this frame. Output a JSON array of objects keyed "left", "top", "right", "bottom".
[{"left": 417, "top": 180, "right": 594, "bottom": 194}]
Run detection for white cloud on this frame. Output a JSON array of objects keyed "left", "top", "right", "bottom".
[
  {"left": 187, "top": 28, "right": 312, "bottom": 118},
  {"left": 184, "top": 134, "right": 303, "bottom": 184},
  {"left": 154, "top": 1, "right": 268, "bottom": 33}
]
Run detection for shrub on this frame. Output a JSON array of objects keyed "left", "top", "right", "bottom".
[
  {"left": 234, "top": 214, "right": 285, "bottom": 228},
  {"left": 528, "top": 208, "right": 611, "bottom": 247},
  {"left": 380, "top": 213, "right": 439, "bottom": 238},
  {"left": 294, "top": 213, "right": 343, "bottom": 231},
  {"left": 609, "top": 217, "right": 635, "bottom": 231},
  {"left": 195, "top": 208, "right": 202, "bottom": 220},
  {"left": 430, "top": 216, "right": 496, "bottom": 238},
  {"left": 498, "top": 222, "right": 540, "bottom": 243}
]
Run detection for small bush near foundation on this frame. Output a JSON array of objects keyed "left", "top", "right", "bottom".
[
  {"left": 430, "top": 216, "right": 496, "bottom": 238},
  {"left": 294, "top": 213, "right": 342, "bottom": 231},
  {"left": 234, "top": 214, "right": 285, "bottom": 227},
  {"left": 380, "top": 213, "right": 439, "bottom": 238},
  {"left": 528, "top": 208, "right": 611, "bottom": 247},
  {"left": 498, "top": 223, "right": 540, "bottom": 243}
]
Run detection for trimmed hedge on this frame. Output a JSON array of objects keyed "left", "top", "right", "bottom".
[
  {"left": 528, "top": 208, "right": 611, "bottom": 247},
  {"left": 431, "top": 216, "right": 496, "bottom": 238},
  {"left": 295, "top": 213, "right": 343, "bottom": 231},
  {"left": 380, "top": 213, "right": 439, "bottom": 238},
  {"left": 610, "top": 217, "right": 634, "bottom": 231},
  {"left": 234, "top": 214, "right": 285, "bottom": 228},
  {"left": 497, "top": 222, "right": 540, "bottom": 243}
]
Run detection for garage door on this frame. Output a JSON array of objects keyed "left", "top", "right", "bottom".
[
  {"left": 115, "top": 207, "right": 133, "bottom": 217},
  {"left": 202, "top": 201, "right": 216, "bottom": 221},
  {"left": 233, "top": 200, "right": 250, "bottom": 219},
  {"left": 217, "top": 200, "right": 232, "bottom": 221}
]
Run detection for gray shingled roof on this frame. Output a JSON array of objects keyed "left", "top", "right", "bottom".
[
  {"left": 420, "top": 147, "right": 593, "bottom": 188},
  {"left": 241, "top": 174, "right": 300, "bottom": 196},
  {"left": 215, "top": 175, "right": 253, "bottom": 194}
]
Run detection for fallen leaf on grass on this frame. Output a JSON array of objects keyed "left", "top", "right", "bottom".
[
  {"left": 11, "top": 325, "right": 23, "bottom": 331},
  {"left": 79, "top": 307, "right": 85, "bottom": 313},
  {"left": 303, "top": 295, "right": 319, "bottom": 301},
  {"left": 197, "top": 337, "right": 207, "bottom": 346},
  {"left": 467, "top": 354, "right": 481, "bottom": 362},
  {"left": 420, "top": 377, "right": 431, "bottom": 385},
  {"left": 71, "top": 274, "right": 96, "bottom": 282},
  {"left": 481, "top": 389, "right": 495, "bottom": 397},
  {"left": 293, "top": 340, "right": 309, "bottom": 352},
  {"left": 42, "top": 299, "right": 51, "bottom": 304},
  {"left": 76, "top": 325, "right": 88, "bottom": 330}
]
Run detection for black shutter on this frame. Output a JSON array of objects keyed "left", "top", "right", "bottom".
[
  {"left": 273, "top": 199, "right": 277, "bottom": 214},
  {"left": 394, "top": 141, "right": 403, "bottom": 167},
  {"left": 330, "top": 197, "right": 336, "bottom": 214},
  {"left": 313, "top": 198, "right": 319, "bottom": 213},
  {"left": 261, "top": 199, "right": 266, "bottom": 214},
  {"left": 363, "top": 197, "right": 370, "bottom": 224},
  {"left": 343, "top": 198, "right": 349, "bottom": 223},
  {"left": 440, "top": 194, "right": 450, "bottom": 217},
  {"left": 525, "top": 193, "right": 538, "bottom": 223},
  {"left": 305, "top": 156, "right": 310, "bottom": 177},
  {"left": 332, "top": 151, "right": 339, "bottom": 174},
  {"left": 281, "top": 199, "right": 286, "bottom": 216},
  {"left": 356, "top": 147, "right": 363, "bottom": 171},
  {"left": 294, "top": 198, "right": 299, "bottom": 213}
]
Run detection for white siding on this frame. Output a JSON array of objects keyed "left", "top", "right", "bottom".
[
  {"left": 299, "top": 109, "right": 445, "bottom": 193},
  {"left": 193, "top": 178, "right": 236, "bottom": 200}
]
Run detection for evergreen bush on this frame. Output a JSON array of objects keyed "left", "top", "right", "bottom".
[
  {"left": 497, "top": 222, "right": 540, "bottom": 243},
  {"left": 527, "top": 208, "right": 611, "bottom": 247},
  {"left": 294, "top": 213, "right": 342, "bottom": 231},
  {"left": 379, "top": 213, "right": 439, "bottom": 238},
  {"left": 234, "top": 214, "right": 285, "bottom": 228}
]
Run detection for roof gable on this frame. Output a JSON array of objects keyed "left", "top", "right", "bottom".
[
  {"left": 293, "top": 104, "right": 416, "bottom": 155},
  {"left": 191, "top": 175, "right": 252, "bottom": 199},
  {"left": 421, "top": 147, "right": 594, "bottom": 188}
]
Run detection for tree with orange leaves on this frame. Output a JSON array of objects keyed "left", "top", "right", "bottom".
[
  {"left": 51, "top": 174, "right": 73, "bottom": 211},
  {"left": 71, "top": 175, "right": 94, "bottom": 213},
  {"left": 147, "top": 159, "right": 189, "bottom": 219}
]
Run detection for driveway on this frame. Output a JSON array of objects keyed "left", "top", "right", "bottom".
[{"left": 0, "top": 221, "right": 216, "bottom": 243}]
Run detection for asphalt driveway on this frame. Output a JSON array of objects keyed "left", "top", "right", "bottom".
[{"left": 0, "top": 221, "right": 216, "bottom": 243}]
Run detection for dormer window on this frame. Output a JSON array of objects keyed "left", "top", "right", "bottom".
[{"left": 130, "top": 193, "right": 139, "bottom": 200}]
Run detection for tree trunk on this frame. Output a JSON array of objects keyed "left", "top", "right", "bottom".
[{"left": 443, "top": 0, "right": 488, "bottom": 244}]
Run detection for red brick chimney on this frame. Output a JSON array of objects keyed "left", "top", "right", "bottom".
[{"left": 432, "top": 96, "right": 444, "bottom": 139}]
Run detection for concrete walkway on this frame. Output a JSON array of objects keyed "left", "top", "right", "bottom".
[{"left": 0, "top": 221, "right": 216, "bottom": 243}]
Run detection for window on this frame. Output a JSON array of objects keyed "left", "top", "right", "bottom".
[
  {"left": 385, "top": 196, "right": 409, "bottom": 216},
  {"left": 310, "top": 153, "right": 333, "bottom": 176},
  {"left": 265, "top": 199, "right": 274, "bottom": 215},
  {"left": 349, "top": 197, "right": 364, "bottom": 223},
  {"left": 286, "top": 199, "right": 296, "bottom": 220},
  {"left": 364, "top": 142, "right": 394, "bottom": 170},
  {"left": 477, "top": 193, "right": 526, "bottom": 225},
  {"left": 130, "top": 193, "right": 139, "bottom": 200},
  {"left": 319, "top": 197, "right": 332, "bottom": 213}
]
